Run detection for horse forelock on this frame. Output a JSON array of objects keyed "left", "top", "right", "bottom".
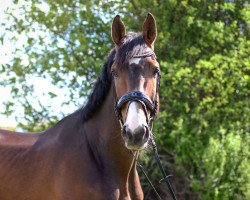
[{"left": 115, "top": 32, "right": 150, "bottom": 68}]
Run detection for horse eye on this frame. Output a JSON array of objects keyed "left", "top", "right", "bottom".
[
  {"left": 153, "top": 67, "right": 160, "bottom": 76},
  {"left": 111, "top": 69, "right": 118, "bottom": 77}
]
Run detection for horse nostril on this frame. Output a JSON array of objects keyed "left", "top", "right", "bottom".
[
  {"left": 123, "top": 125, "right": 133, "bottom": 141},
  {"left": 133, "top": 125, "right": 147, "bottom": 143},
  {"left": 122, "top": 125, "right": 126, "bottom": 136},
  {"left": 122, "top": 124, "right": 149, "bottom": 146},
  {"left": 144, "top": 125, "right": 149, "bottom": 140}
]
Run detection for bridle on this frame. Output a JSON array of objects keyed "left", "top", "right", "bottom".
[
  {"left": 113, "top": 50, "right": 159, "bottom": 126},
  {"left": 112, "top": 50, "right": 178, "bottom": 200}
]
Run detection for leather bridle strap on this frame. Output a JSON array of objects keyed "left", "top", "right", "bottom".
[
  {"left": 117, "top": 91, "right": 154, "bottom": 110},
  {"left": 133, "top": 50, "right": 157, "bottom": 59},
  {"left": 114, "top": 90, "right": 159, "bottom": 125},
  {"left": 151, "top": 136, "right": 177, "bottom": 200},
  {"left": 114, "top": 75, "right": 160, "bottom": 124},
  {"left": 117, "top": 91, "right": 154, "bottom": 114}
]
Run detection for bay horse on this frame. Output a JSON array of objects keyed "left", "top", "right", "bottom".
[{"left": 0, "top": 13, "right": 160, "bottom": 200}]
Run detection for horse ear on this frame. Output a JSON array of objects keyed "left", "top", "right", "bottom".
[
  {"left": 111, "top": 15, "right": 126, "bottom": 46},
  {"left": 142, "top": 13, "right": 157, "bottom": 47}
]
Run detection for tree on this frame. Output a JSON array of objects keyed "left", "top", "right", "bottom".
[{"left": 1, "top": 0, "right": 249, "bottom": 199}]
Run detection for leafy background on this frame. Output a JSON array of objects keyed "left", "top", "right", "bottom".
[{"left": 0, "top": 0, "right": 249, "bottom": 199}]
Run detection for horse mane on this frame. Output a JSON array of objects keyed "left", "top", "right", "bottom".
[
  {"left": 79, "top": 49, "right": 115, "bottom": 122},
  {"left": 78, "top": 32, "right": 149, "bottom": 122}
]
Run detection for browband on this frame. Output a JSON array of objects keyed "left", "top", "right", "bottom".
[{"left": 132, "top": 50, "right": 156, "bottom": 59}]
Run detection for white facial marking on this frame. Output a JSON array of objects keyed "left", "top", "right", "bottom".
[
  {"left": 129, "top": 58, "right": 141, "bottom": 65},
  {"left": 124, "top": 101, "right": 147, "bottom": 132}
]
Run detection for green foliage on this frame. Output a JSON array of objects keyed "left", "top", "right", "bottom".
[
  {"left": 1, "top": 0, "right": 249, "bottom": 199},
  {"left": 1, "top": 0, "right": 126, "bottom": 127},
  {"left": 151, "top": 1, "right": 250, "bottom": 199}
]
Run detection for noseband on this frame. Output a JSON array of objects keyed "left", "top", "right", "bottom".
[
  {"left": 113, "top": 50, "right": 160, "bottom": 125},
  {"left": 114, "top": 90, "right": 158, "bottom": 125}
]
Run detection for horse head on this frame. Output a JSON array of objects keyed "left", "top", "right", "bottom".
[{"left": 111, "top": 13, "right": 160, "bottom": 150}]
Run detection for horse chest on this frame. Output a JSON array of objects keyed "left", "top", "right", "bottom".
[{"left": 55, "top": 173, "right": 141, "bottom": 200}]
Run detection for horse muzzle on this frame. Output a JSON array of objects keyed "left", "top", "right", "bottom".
[
  {"left": 122, "top": 124, "right": 149, "bottom": 150},
  {"left": 114, "top": 91, "right": 158, "bottom": 150},
  {"left": 121, "top": 101, "right": 150, "bottom": 150}
]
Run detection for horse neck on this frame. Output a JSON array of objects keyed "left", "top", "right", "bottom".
[{"left": 84, "top": 87, "right": 137, "bottom": 184}]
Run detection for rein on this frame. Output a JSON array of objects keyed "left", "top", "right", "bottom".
[
  {"left": 137, "top": 122, "right": 177, "bottom": 200},
  {"left": 112, "top": 51, "right": 178, "bottom": 200}
]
